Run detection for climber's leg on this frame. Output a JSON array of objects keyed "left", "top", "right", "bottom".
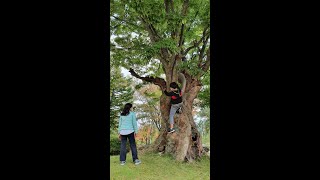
[
  {"left": 175, "top": 102, "right": 183, "bottom": 114},
  {"left": 169, "top": 105, "right": 176, "bottom": 127},
  {"left": 168, "top": 103, "right": 182, "bottom": 133}
]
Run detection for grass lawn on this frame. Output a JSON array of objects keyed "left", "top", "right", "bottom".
[{"left": 110, "top": 152, "right": 210, "bottom": 180}]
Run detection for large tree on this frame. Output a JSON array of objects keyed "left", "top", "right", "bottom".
[{"left": 110, "top": 0, "right": 210, "bottom": 162}]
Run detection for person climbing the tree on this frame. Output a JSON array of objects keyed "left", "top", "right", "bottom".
[
  {"left": 118, "top": 103, "right": 141, "bottom": 165},
  {"left": 162, "top": 82, "right": 183, "bottom": 133}
]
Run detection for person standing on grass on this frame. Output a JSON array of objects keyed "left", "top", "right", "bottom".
[
  {"left": 118, "top": 103, "right": 141, "bottom": 165},
  {"left": 162, "top": 82, "right": 183, "bottom": 133}
]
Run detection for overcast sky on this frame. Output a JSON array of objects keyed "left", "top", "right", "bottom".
[{"left": 120, "top": 67, "right": 130, "bottom": 77}]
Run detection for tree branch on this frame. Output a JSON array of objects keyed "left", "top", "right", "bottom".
[
  {"left": 187, "top": 11, "right": 199, "bottom": 32},
  {"left": 111, "top": 16, "right": 144, "bottom": 37},
  {"left": 164, "top": 0, "right": 174, "bottom": 14},
  {"left": 181, "top": 69, "right": 192, "bottom": 82},
  {"left": 183, "top": 39, "right": 202, "bottom": 55},
  {"left": 111, "top": 15, "right": 140, "bottom": 29},
  {"left": 202, "top": 47, "right": 210, "bottom": 72},
  {"left": 111, "top": 43, "right": 134, "bottom": 51},
  {"left": 170, "top": 0, "right": 174, "bottom": 12},
  {"left": 183, "top": 26, "right": 210, "bottom": 55},
  {"left": 164, "top": 0, "right": 177, "bottom": 39},
  {"left": 131, "top": 2, "right": 161, "bottom": 43},
  {"left": 164, "top": 0, "right": 171, "bottom": 14},
  {"left": 196, "top": 47, "right": 210, "bottom": 79},
  {"left": 178, "top": 0, "right": 189, "bottom": 47},
  {"left": 190, "top": 53, "right": 197, "bottom": 61},
  {"left": 198, "top": 33, "right": 210, "bottom": 67},
  {"left": 159, "top": 48, "right": 170, "bottom": 66},
  {"left": 129, "top": 68, "right": 167, "bottom": 88},
  {"left": 138, "top": 16, "right": 159, "bottom": 43},
  {"left": 182, "top": 0, "right": 189, "bottom": 15},
  {"left": 178, "top": 24, "right": 185, "bottom": 47},
  {"left": 180, "top": 11, "right": 199, "bottom": 46}
]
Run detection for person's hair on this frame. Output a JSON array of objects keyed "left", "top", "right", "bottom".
[
  {"left": 121, "top": 103, "right": 132, "bottom": 116},
  {"left": 170, "top": 82, "right": 180, "bottom": 89}
]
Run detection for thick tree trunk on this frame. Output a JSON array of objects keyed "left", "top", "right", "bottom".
[{"left": 151, "top": 81, "right": 204, "bottom": 162}]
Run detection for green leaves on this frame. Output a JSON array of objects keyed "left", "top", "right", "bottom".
[
  {"left": 111, "top": 0, "right": 210, "bottom": 83},
  {"left": 135, "top": 83, "right": 143, "bottom": 90},
  {"left": 152, "top": 38, "right": 178, "bottom": 53},
  {"left": 197, "top": 70, "right": 210, "bottom": 108},
  {"left": 177, "top": 56, "right": 205, "bottom": 77},
  {"left": 182, "top": 18, "right": 187, "bottom": 24}
]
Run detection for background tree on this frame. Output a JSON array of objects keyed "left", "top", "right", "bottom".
[
  {"left": 111, "top": 0, "right": 210, "bottom": 162},
  {"left": 131, "top": 82, "right": 162, "bottom": 145},
  {"left": 136, "top": 117, "right": 158, "bottom": 145},
  {"left": 196, "top": 107, "right": 210, "bottom": 138},
  {"left": 110, "top": 66, "right": 134, "bottom": 130},
  {"left": 197, "top": 70, "right": 210, "bottom": 108},
  {"left": 134, "top": 83, "right": 163, "bottom": 131}
]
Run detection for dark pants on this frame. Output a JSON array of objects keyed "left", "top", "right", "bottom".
[{"left": 120, "top": 132, "right": 138, "bottom": 162}]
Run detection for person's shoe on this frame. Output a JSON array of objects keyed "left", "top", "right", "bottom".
[
  {"left": 120, "top": 161, "right": 126, "bottom": 165},
  {"left": 134, "top": 159, "right": 141, "bottom": 165},
  {"left": 168, "top": 128, "right": 176, "bottom": 133}
]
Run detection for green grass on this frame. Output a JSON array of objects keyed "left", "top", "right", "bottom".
[
  {"left": 110, "top": 152, "right": 210, "bottom": 180},
  {"left": 202, "top": 134, "right": 210, "bottom": 147}
]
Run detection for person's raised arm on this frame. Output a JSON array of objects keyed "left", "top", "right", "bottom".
[{"left": 162, "top": 87, "right": 173, "bottom": 96}]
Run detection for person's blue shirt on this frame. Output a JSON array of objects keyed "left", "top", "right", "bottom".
[{"left": 118, "top": 112, "right": 138, "bottom": 134}]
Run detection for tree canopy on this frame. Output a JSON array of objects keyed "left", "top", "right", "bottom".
[{"left": 111, "top": 0, "right": 210, "bottom": 79}]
